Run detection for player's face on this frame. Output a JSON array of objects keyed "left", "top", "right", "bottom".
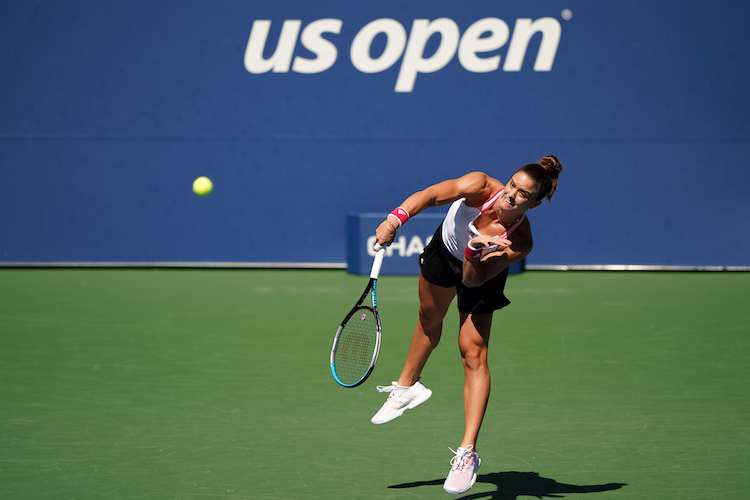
[{"left": 499, "top": 172, "right": 542, "bottom": 213}]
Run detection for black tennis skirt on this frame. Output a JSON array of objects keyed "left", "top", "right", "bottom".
[{"left": 419, "top": 223, "right": 511, "bottom": 315}]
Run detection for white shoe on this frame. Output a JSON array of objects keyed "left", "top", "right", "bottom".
[
  {"left": 443, "top": 445, "right": 481, "bottom": 495},
  {"left": 370, "top": 378, "right": 432, "bottom": 425}
]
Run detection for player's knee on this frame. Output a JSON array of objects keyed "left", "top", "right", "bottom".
[{"left": 460, "top": 342, "right": 487, "bottom": 372}]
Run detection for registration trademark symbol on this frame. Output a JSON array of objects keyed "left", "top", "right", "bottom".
[{"left": 561, "top": 9, "right": 573, "bottom": 20}]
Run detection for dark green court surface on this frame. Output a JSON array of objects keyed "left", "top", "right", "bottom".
[{"left": 1, "top": 269, "right": 748, "bottom": 499}]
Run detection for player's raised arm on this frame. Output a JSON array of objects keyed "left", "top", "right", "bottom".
[{"left": 375, "top": 172, "right": 496, "bottom": 248}]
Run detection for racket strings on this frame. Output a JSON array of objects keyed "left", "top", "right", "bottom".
[{"left": 333, "top": 308, "right": 378, "bottom": 385}]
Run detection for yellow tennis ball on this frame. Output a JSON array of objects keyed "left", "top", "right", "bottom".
[{"left": 193, "top": 176, "right": 213, "bottom": 197}]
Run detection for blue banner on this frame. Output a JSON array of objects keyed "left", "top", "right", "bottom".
[{"left": 1, "top": 2, "right": 748, "bottom": 267}]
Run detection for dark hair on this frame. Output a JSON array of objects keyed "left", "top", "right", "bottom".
[{"left": 518, "top": 155, "right": 563, "bottom": 202}]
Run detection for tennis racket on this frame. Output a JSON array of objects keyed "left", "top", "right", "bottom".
[{"left": 330, "top": 244, "right": 386, "bottom": 388}]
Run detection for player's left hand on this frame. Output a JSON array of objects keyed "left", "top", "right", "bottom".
[{"left": 469, "top": 234, "right": 511, "bottom": 255}]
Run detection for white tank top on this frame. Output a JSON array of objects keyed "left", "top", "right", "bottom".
[{"left": 441, "top": 189, "right": 525, "bottom": 261}]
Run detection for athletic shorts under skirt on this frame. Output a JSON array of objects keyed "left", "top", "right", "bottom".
[{"left": 419, "top": 223, "right": 511, "bottom": 315}]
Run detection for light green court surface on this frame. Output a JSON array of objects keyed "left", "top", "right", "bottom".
[{"left": 1, "top": 269, "right": 748, "bottom": 499}]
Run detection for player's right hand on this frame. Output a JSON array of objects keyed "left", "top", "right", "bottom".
[{"left": 375, "top": 219, "right": 396, "bottom": 248}]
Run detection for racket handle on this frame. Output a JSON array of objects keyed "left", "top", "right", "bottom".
[{"left": 370, "top": 245, "right": 386, "bottom": 279}]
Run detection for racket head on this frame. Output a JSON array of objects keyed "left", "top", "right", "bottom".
[{"left": 330, "top": 302, "right": 381, "bottom": 388}]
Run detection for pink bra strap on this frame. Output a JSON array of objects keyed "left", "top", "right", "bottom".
[
  {"left": 480, "top": 189, "right": 504, "bottom": 212},
  {"left": 500, "top": 213, "right": 526, "bottom": 238}
]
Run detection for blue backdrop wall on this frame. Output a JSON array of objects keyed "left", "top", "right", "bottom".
[{"left": 1, "top": 1, "right": 748, "bottom": 267}]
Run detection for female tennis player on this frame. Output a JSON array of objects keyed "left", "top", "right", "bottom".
[{"left": 371, "top": 156, "right": 563, "bottom": 495}]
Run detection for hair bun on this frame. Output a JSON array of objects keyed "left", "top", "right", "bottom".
[{"left": 539, "top": 155, "right": 563, "bottom": 177}]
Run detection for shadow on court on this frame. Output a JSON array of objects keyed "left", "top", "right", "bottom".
[{"left": 389, "top": 471, "right": 627, "bottom": 499}]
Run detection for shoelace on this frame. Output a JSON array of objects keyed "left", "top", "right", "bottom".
[
  {"left": 449, "top": 446, "right": 476, "bottom": 473},
  {"left": 376, "top": 382, "right": 404, "bottom": 394}
]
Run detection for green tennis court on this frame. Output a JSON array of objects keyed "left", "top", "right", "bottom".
[{"left": 1, "top": 269, "right": 748, "bottom": 499}]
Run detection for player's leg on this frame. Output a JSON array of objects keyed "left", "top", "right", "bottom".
[
  {"left": 457, "top": 311, "right": 492, "bottom": 448},
  {"left": 371, "top": 273, "right": 454, "bottom": 425},
  {"left": 443, "top": 311, "right": 491, "bottom": 495},
  {"left": 397, "top": 273, "right": 456, "bottom": 386}
]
